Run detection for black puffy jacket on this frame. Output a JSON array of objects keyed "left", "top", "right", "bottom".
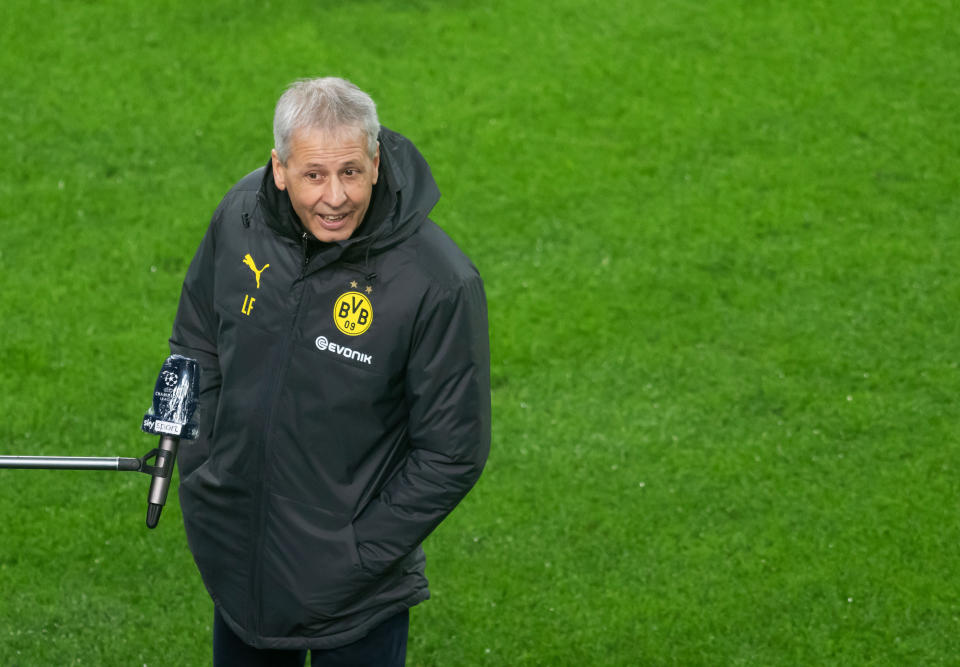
[{"left": 169, "top": 127, "right": 490, "bottom": 650}]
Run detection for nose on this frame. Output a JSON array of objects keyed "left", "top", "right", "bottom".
[{"left": 322, "top": 176, "right": 348, "bottom": 207}]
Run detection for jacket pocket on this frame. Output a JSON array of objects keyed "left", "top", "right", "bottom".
[{"left": 260, "top": 493, "right": 373, "bottom": 635}]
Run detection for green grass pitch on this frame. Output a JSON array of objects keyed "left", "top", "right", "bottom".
[{"left": 1, "top": 0, "right": 958, "bottom": 664}]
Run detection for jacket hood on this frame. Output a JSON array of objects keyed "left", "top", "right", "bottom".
[{"left": 257, "top": 126, "right": 440, "bottom": 260}]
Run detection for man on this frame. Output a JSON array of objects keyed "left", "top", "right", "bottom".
[{"left": 169, "top": 77, "right": 491, "bottom": 665}]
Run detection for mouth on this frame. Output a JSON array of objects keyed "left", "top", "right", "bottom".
[{"left": 316, "top": 212, "right": 351, "bottom": 230}]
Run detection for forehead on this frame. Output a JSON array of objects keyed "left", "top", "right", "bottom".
[{"left": 287, "top": 126, "right": 371, "bottom": 166}]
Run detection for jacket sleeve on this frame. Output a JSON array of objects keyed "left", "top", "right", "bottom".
[
  {"left": 354, "top": 273, "right": 492, "bottom": 574},
  {"left": 168, "top": 211, "right": 222, "bottom": 479}
]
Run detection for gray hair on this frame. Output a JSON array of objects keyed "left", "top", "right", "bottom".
[{"left": 273, "top": 77, "right": 380, "bottom": 163}]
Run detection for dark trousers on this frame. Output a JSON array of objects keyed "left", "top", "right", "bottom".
[{"left": 213, "top": 607, "right": 409, "bottom": 667}]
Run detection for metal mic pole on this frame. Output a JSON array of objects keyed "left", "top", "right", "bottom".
[{"left": 0, "top": 455, "right": 143, "bottom": 470}]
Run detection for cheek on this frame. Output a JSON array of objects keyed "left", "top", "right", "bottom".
[
  {"left": 349, "top": 181, "right": 375, "bottom": 205},
  {"left": 290, "top": 185, "right": 320, "bottom": 210}
]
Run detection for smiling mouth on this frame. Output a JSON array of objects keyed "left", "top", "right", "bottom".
[{"left": 318, "top": 212, "right": 350, "bottom": 228}]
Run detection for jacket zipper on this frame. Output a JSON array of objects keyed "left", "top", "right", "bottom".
[
  {"left": 300, "top": 232, "right": 309, "bottom": 276},
  {"left": 250, "top": 232, "right": 312, "bottom": 636}
]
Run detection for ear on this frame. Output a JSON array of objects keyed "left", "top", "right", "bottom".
[
  {"left": 371, "top": 143, "right": 380, "bottom": 185},
  {"left": 271, "top": 149, "right": 286, "bottom": 191}
]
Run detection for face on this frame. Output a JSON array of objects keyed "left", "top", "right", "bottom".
[{"left": 271, "top": 126, "right": 379, "bottom": 242}]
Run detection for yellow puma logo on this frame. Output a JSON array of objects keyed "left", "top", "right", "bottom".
[{"left": 242, "top": 253, "right": 270, "bottom": 289}]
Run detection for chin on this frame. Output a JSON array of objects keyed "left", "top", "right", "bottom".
[{"left": 310, "top": 225, "right": 357, "bottom": 242}]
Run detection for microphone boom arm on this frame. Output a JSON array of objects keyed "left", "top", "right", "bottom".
[
  {"left": 0, "top": 354, "right": 200, "bottom": 529},
  {"left": 0, "top": 455, "right": 145, "bottom": 471}
]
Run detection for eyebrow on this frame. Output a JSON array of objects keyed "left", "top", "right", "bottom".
[{"left": 303, "top": 160, "right": 364, "bottom": 169}]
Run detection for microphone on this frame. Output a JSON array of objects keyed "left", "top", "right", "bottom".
[{"left": 140, "top": 355, "right": 200, "bottom": 529}]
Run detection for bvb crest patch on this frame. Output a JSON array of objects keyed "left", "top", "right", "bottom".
[{"left": 333, "top": 291, "right": 373, "bottom": 336}]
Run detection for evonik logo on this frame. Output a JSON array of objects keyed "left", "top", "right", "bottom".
[{"left": 315, "top": 336, "right": 373, "bottom": 366}]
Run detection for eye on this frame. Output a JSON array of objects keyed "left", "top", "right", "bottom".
[{"left": 344, "top": 169, "right": 357, "bottom": 177}]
